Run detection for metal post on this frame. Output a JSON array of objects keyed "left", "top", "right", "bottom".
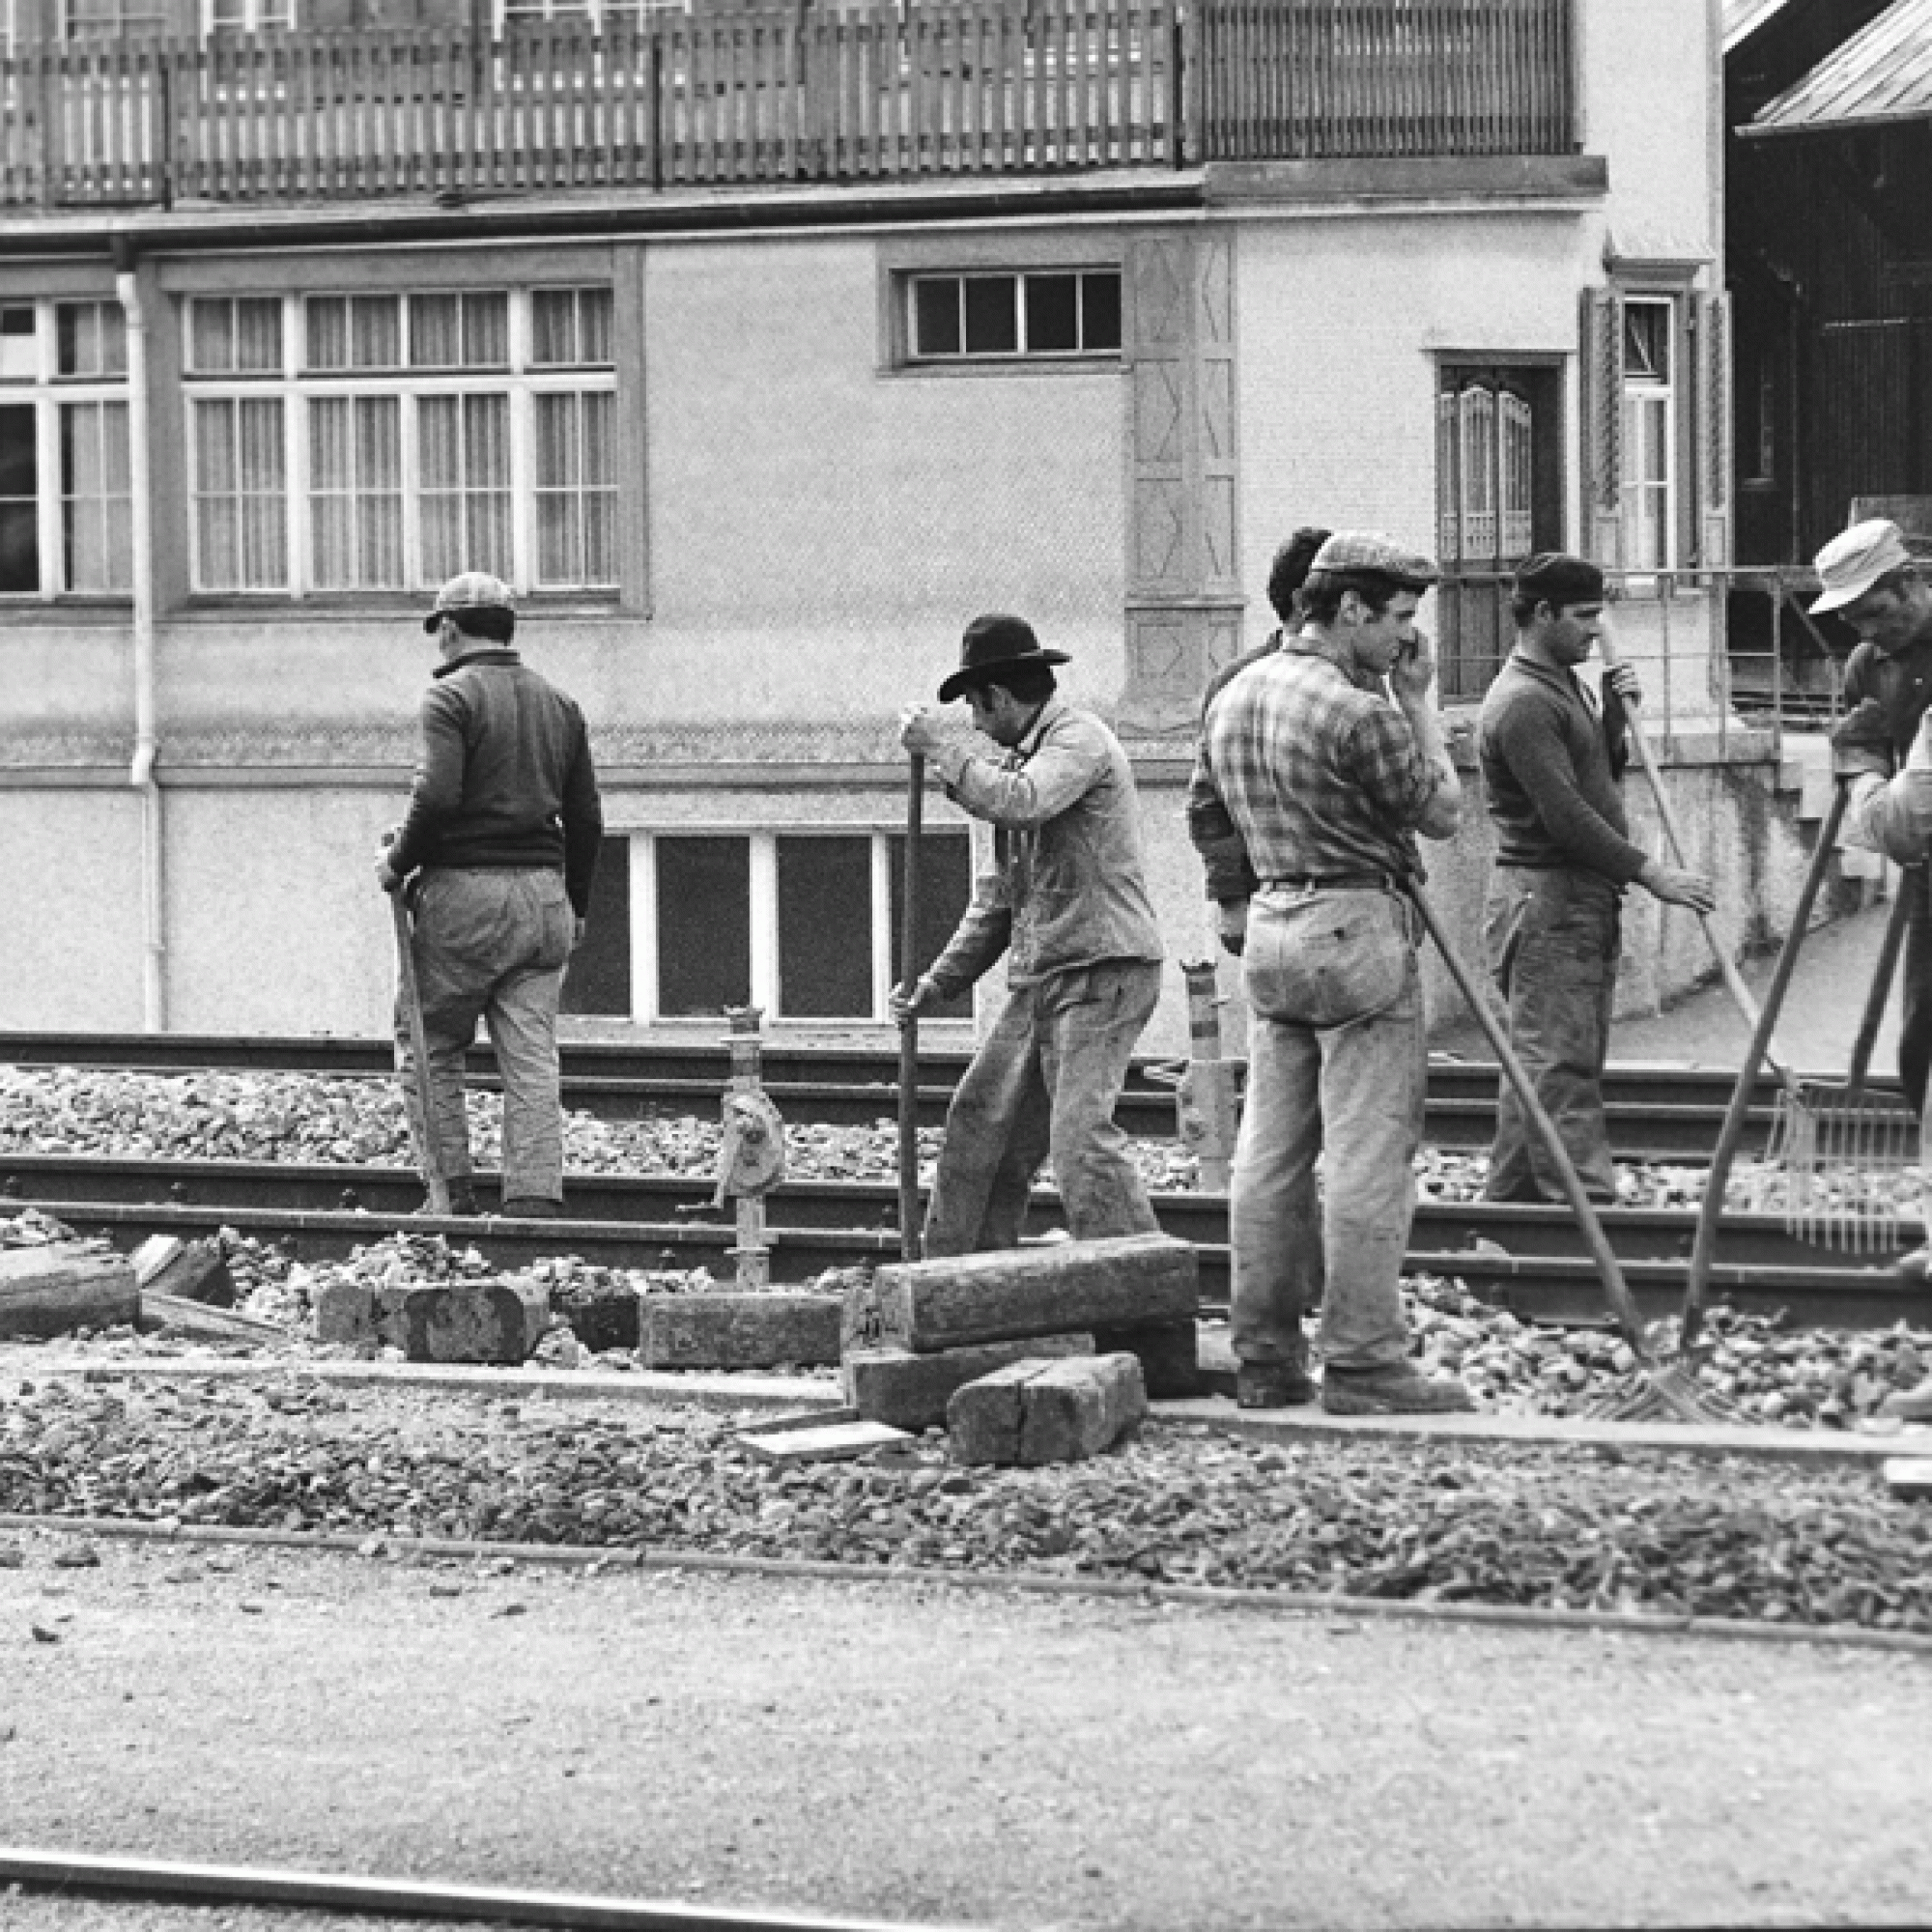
[
  {"left": 720, "top": 1005, "right": 777, "bottom": 1289},
  {"left": 1176, "top": 957, "right": 1237, "bottom": 1192}
]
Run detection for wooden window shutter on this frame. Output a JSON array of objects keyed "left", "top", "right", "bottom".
[
  {"left": 1578, "top": 287, "right": 1623, "bottom": 568},
  {"left": 1691, "top": 290, "right": 1733, "bottom": 568}
]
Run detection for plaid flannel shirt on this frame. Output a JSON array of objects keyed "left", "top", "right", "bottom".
[{"left": 1186, "top": 635, "right": 1438, "bottom": 900}]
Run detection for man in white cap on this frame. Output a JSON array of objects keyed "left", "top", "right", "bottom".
[
  {"left": 1187, "top": 530, "right": 1473, "bottom": 1415},
  {"left": 377, "top": 572, "right": 603, "bottom": 1218},
  {"left": 1814, "top": 519, "right": 1932, "bottom": 1118}
]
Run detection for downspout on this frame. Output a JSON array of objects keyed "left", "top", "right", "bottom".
[{"left": 114, "top": 236, "right": 164, "bottom": 1031}]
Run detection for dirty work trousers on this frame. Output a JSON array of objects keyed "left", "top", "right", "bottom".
[
  {"left": 394, "top": 867, "right": 575, "bottom": 1207},
  {"left": 1482, "top": 865, "right": 1621, "bottom": 1204},
  {"left": 923, "top": 958, "right": 1163, "bottom": 1258},
  {"left": 1230, "top": 885, "right": 1425, "bottom": 1375}
]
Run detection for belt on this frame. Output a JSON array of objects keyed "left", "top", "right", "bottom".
[{"left": 1262, "top": 872, "right": 1393, "bottom": 893}]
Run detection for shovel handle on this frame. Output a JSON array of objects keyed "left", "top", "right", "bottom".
[
  {"left": 1404, "top": 879, "right": 1654, "bottom": 1360},
  {"left": 388, "top": 883, "right": 452, "bottom": 1217},
  {"left": 1598, "top": 635, "right": 1800, "bottom": 1096},
  {"left": 896, "top": 753, "right": 925, "bottom": 1262}
]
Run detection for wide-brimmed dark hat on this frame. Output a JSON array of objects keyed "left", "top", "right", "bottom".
[{"left": 938, "top": 612, "right": 1069, "bottom": 704}]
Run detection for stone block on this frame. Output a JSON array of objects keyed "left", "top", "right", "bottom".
[
  {"left": 313, "top": 1276, "right": 377, "bottom": 1348},
  {"left": 395, "top": 1279, "right": 550, "bottom": 1365},
  {"left": 1017, "top": 1353, "right": 1147, "bottom": 1465},
  {"left": 740, "top": 1420, "right": 914, "bottom": 1463},
  {"left": 844, "top": 1332, "right": 1094, "bottom": 1433},
  {"left": 0, "top": 1241, "right": 138, "bottom": 1339},
  {"left": 636, "top": 1292, "right": 840, "bottom": 1370},
  {"left": 845, "top": 1233, "right": 1198, "bottom": 1355},
  {"left": 945, "top": 1358, "right": 1047, "bottom": 1466},
  {"left": 1093, "top": 1320, "right": 1203, "bottom": 1400}
]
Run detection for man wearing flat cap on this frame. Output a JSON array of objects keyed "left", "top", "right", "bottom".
[
  {"left": 377, "top": 571, "right": 603, "bottom": 1219},
  {"left": 1186, "top": 530, "right": 1474, "bottom": 1415},
  {"left": 1815, "top": 519, "right": 1932, "bottom": 1120},
  {"left": 1477, "top": 554, "right": 1716, "bottom": 1204},
  {"left": 895, "top": 613, "right": 1164, "bottom": 1256}
]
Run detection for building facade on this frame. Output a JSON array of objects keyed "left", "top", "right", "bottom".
[{"left": 0, "top": 0, "right": 1788, "bottom": 1053}]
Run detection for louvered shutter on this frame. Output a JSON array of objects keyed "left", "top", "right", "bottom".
[{"left": 1578, "top": 287, "right": 1623, "bottom": 568}]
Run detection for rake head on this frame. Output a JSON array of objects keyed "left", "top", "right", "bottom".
[
  {"left": 1590, "top": 1357, "right": 1746, "bottom": 1427},
  {"left": 1755, "top": 1078, "right": 1920, "bottom": 1255}
]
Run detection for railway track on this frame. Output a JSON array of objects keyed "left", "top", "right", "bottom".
[
  {"left": 0, "top": 1029, "right": 1889, "bottom": 1157},
  {"left": 6, "top": 1150, "right": 1927, "bottom": 1330}
]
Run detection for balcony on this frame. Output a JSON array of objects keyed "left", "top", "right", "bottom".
[{"left": 0, "top": 0, "right": 1575, "bottom": 211}]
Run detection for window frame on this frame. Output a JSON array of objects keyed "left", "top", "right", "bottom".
[
  {"left": 630, "top": 827, "right": 977, "bottom": 1028},
  {"left": 181, "top": 285, "right": 618, "bottom": 600},
  {"left": 0, "top": 297, "right": 133, "bottom": 603},
  {"left": 1618, "top": 293, "right": 1681, "bottom": 574}
]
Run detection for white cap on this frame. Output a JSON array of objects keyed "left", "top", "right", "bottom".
[{"left": 1811, "top": 520, "right": 1913, "bottom": 614}]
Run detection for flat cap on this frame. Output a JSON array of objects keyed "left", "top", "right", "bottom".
[
  {"left": 1514, "top": 552, "right": 1605, "bottom": 609},
  {"left": 1812, "top": 519, "right": 1913, "bottom": 613},
  {"left": 424, "top": 570, "right": 516, "bottom": 633},
  {"left": 1308, "top": 529, "right": 1438, "bottom": 588}
]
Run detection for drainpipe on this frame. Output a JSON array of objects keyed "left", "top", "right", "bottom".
[{"left": 114, "top": 235, "right": 164, "bottom": 1032}]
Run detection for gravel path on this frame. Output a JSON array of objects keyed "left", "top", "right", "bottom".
[{"left": 2, "top": 1527, "right": 1929, "bottom": 1931}]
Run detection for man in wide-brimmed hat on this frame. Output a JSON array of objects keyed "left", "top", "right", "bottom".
[
  {"left": 1187, "top": 530, "right": 1473, "bottom": 1415},
  {"left": 1477, "top": 553, "right": 1715, "bottom": 1208},
  {"left": 894, "top": 613, "right": 1165, "bottom": 1257},
  {"left": 377, "top": 571, "right": 603, "bottom": 1220}
]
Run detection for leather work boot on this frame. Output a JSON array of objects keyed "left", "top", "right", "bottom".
[
  {"left": 500, "top": 1197, "right": 564, "bottom": 1219},
  {"left": 1894, "top": 1243, "right": 1931, "bottom": 1290},
  {"left": 1236, "top": 1359, "right": 1319, "bottom": 1408},
  {"left": 438, "top": 1181, "right": 480, "bottom": 1217},
  {"left": 1321, "top": 1364, "right": 1476, "bottom": 1415}
]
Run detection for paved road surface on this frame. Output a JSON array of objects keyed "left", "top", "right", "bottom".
[{"left": 2, "top": 1531, "right": 1928, "bottom": 1930}]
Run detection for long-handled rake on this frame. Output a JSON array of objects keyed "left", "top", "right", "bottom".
[
  {"left": 1675, "top": 781, "right": 1916, "bottom": 1369},
  {"left": 1760, "top": 879, "right": 1918, "bottom": 1252},
  {"left": 1404, "top": 880, "right": 1736, "bottom": 1425},
  {"left": 1604, "top": 627, "right": 1917, "bottom": 1250}
]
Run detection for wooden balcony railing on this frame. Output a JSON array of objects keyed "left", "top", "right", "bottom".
[{"left": 0, "top": 0, "right": 1574, "bottom": 211}]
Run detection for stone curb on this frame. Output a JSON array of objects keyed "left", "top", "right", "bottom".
[
  {"left": 4, "top": 1354, "right": 841, "bottom": 1414},
  {"left": 3, "top": 1512, "right": 1931, "bottom": 1658},
  {"left": 1153, "top": 1397, "right": 1932, "bottom": 1466}
]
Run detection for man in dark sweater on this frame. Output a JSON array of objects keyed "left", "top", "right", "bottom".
[
  {"left": 1477, "top": 554, "right": 1715, "bottom": 1203},
  {"left": 378, "top": 572, "right": 603, "bottom": 1218}
]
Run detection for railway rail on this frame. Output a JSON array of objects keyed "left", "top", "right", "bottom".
[
  {"left": 6, "top": 1150, "right": 1927, "bottom": 1330},
  {"left": 0, "top": 1030, "right": 1888, "bottom": 1157}
]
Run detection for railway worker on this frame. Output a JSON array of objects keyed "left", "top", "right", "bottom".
[
  {"left": 891, "top": 613, "right": 1165, "bottom": 1257},
  {"left": 1185, "top": 530, "right": 1474, "bottom": 1414},
  {"left": 376, "top": 572, "right": 604, "bottom": 1220},
  {"left": 1476, "top": 553, "right": 1717, "bottom": 1205},
  {"left": 1813, "top": 518, "right": 1932, "bottom": 1117},
  {"left": 1196, "top": 526, "right": 1333, "bottom": 958}
]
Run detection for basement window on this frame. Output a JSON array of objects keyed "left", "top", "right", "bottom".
[
  {"left": 628, "top": 830, "right": 975, "bottom": 1025},
  {"left": 905, "top": 270, "right": 1122, "bottom": 364}
]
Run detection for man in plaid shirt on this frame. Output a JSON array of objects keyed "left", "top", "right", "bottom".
[{"left": 1187, "top": 530, "right": 1475, "bottom": 1414}]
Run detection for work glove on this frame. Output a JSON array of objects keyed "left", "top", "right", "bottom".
[{"left": 1832, "top": 697, "right": 1894, "bottom": 781}]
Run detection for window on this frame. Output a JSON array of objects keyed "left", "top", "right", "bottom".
[
  {"left": 1434, "top": 361, "right": 1561, "bottom": 700},
  {"left": 183, "top": 285, "right": 616, "bottom": 596},
  {"left": 0, "top": 299, "right": 132, "bottom": 598},
  {"left": 205, "top": 0, "right": 294, "bottom": 33},
  {"left": 1620, "top": 298, "right": 1676, "bottom": 571},
  {"left": 906, "top": 270, "right": 1122, "bottom": 363},
  {"left": 65, "top": 0, "right": 167, "bottom": 36},
  {"left": 499, "top": 0, "right": 660, "bottom": 28},
  {"left": 632, "top": 830, "right": 975, "bottom": 1024}
]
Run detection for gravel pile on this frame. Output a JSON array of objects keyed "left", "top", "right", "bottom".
[{"left": 2, "top": 1378, "right": 1928, "bottom": 1633}]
